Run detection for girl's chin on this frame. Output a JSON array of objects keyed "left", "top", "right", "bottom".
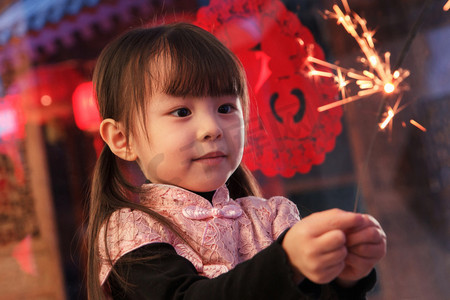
[
  {"left": 148, "top": 178, "right": 225, "bottom": 192},
  {"left": 185, "top": 183, "right": 224, "bottom": 193},
  {"left": 180, "top": 178, "right": 228, "bottom": 193},
  {"left": 153, "top": 168, "right": 237, "bottom": 192}
]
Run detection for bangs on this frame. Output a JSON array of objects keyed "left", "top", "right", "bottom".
[
  {"left": 95, "top": 23, "right": 250, "bottom": 140},
  {"left": 152, "top": 25, "right": 246, "bottom": 98}
]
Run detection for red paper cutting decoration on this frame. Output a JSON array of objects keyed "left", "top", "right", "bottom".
[
  {"left": 195, "top": 0, "right": 342, "bottom": 177},
  {"left": 72, "top": 81, "right": 101, "bottom": 132}
]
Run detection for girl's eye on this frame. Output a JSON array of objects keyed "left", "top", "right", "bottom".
[
  {"left": 218, "top": 104, "right": 234, "bottom": 114},
  {"left": 171, "top": 108, "right": 191, "bottom": 117}
]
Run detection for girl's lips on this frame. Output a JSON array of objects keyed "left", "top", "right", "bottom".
[
  {"left": 194, "top": 151, "right": 226, "bottom": 160},
  {"left": 193, "top": 151, "right": 227, "bottom": 165}
]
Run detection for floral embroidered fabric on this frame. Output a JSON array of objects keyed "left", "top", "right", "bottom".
[{"left": 98, "top": 183, "right": 300, "bottom": 285}]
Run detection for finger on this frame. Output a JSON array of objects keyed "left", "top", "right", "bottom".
[
  {"left": 345, "top": 214, "right": 382, "bottom": 234},
  {"left": 315, "top": 229, "right": 347, "bottom": 254},
  {"left": 303, "top": 245, "right": 347, "bottom": 278},
  {"left": 348, "top": 241, "right": 387, "bottom": 260},
  {"left": 365, "top": 214, "right": 382, "bottom": 228},
  {"left": 319, "top": 244, "right": 348, "bottom": 267},
  {"left": 303, "top": 209, "right": 365, "bottom": 237},
  {"left": 308, "top": 261, "right": 346, "bottom": 284},
  {"left": 346, "top": 226, "right": 386, "bottom": 247},
  {"left": 344, "top": 252, "right": 378, "bottom": 274},
  {"left": 338, "top": 253, "right": 375, "bottom": 282}
]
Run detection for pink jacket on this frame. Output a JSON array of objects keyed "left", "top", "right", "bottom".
[{"left": 99, "top": 183, "right": 300, "bottom": 285}]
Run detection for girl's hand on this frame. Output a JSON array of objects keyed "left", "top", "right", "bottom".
[
  {"left": 282, "top": 209, "right": 365, "bottom": 284},
  {"left": 336, "top": 214, "right": 387, "bottom": 285}
]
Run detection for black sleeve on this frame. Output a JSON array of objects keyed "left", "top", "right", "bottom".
[
  {"left": 297, "top": 269, "right": 377, "bottom": 299},
  {"left": 108, "top": 241, "right": 303, "bottom": 300},
  {"left": 108, "top": 239, "right": 376, "bottom": 300}
]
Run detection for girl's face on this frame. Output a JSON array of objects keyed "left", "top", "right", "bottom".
[{"left": 129, "top": 93, "right": 245, "bottom": 192}]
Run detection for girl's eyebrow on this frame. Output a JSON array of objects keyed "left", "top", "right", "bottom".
[{"left": 153, "top": 95, "right": 192, "bottom": 107}]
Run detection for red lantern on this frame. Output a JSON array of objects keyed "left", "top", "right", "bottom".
[{"left": 72, "top": 81, "right": 101, "bottom": 132}]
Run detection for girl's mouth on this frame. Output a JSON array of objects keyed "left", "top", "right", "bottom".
[{"left": 193, "top": 151, "right": 227, "bottom": 165}]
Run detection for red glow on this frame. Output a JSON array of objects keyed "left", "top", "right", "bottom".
[
  {"left": 72, "top": 81, "right": 101, "bottom": 132},
  {"left": 0, "top": 95, "right": 24, "bottom": 141},
  {"left": 12, "top": 235, "right": 37, "bottom": 276},
  {"left": 0, "top": 109, "right": 18, "bottom": 137}
]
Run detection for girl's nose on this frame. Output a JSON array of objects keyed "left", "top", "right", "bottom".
[{"left": 198, "top": 116, "right": 223, "bottom": 141}]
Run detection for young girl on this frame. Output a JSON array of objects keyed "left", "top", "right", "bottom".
[{"left": 86, "top": 23, "right": 386, "bottom": 299}]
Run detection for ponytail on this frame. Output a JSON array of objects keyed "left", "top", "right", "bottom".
[
  {"left": 86, "top": 145, "right": 120, "bottom": 300},
  {"left": 87, "top": 145, "right": 149, "bottom": 299}
]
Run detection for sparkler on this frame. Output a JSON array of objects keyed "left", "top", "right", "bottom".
[
  {"left": 302, "top": 0, "right": 410, "bottom": 115},
  {"left": 303, "top": 1, "right": 427, "bottom": 134},
  {"left": 301, "top": 0, "right": 433, "bottom": 212},
  {"left": 376, "top": 95, "right": 426, "bottom": 134}
]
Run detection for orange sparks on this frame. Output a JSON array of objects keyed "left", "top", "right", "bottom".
[
  {"left": 444, "top": 1, "right": 450, "bottom": 11},
  {"left": 309, "top": 70, "right": 334, "bottom": 78},
  {"left": 410, "top": 119, "right": 427, "bottom": 132},
  {"left": 379, "top": 108, "right": 395, "bottom": 130},
  {"left": 341, "top": 0, "right": 351, "bottom": 13},
  {"left": 384, "top": 83, "right": 395, "bottom": 94},
  {"left": 309, "top": 0, "right": 409, "bottom": 114}
]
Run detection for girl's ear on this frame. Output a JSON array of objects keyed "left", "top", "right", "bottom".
[{"left": 99, "top": 118, "right": 137, "bottom": 161}]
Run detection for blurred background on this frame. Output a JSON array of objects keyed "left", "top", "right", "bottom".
[{"left": 0, "top": 0, "right": 448, "bottom": 299}]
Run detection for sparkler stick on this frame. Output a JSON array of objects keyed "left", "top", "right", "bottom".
[{"left": 392, "top": 0, "right": 436, "bottom": 71}]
